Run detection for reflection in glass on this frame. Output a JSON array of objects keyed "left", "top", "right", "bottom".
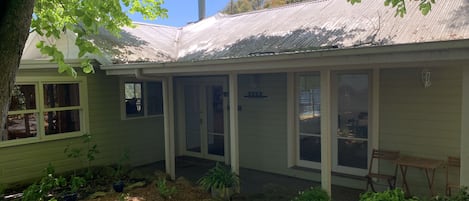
[
  {"left": 147, "top": 82, "right": 163, "bottom": 115},
  {"left": 9, "top": 85, "right": 36, "bottom": 111},
  {"left": 5, "top": 113, "right": 38, "bottom": 141},
  {"left": 125, "top": 82, "right": 144, "bottom": 117},
  {"left": 43, "top": 84, "right": 80, "bottom": 108},
  {"left": 298, "top": 74, "right": 321, "bottom": 162},
  {"left": 337, "top": 74, "right": 368, "bottom": 139},
  {"left": 336, "top": 73, "right": 369, "bottom": 170},
  {"left": 300, "top": 135, "right": 321, "bottom": 162},
  {"left": 207, "top": 85, "right": 225, "bottom": 156},
  {"left": 45, "top": 110, "right": 80, "bottom": 135},
  {"left": 338, "top": 139, "right": 368, "bottom": 169},
  {"left": 208, "top": 134, "right": 224, "bottom": 156},
  {"left": 184, "top": 85, "right": 201, "bottom": 153}
]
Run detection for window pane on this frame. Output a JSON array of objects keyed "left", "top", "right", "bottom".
[
  {"left": 299, "top": 74, "right": 320, "bottom": 135},
  {"left": 4, "top": 113, "right": 38, "bottom": 141},
  {"left": 44, "top": 110, "right": 80, "bottom": 135},
  {"left": 298, "top": 74, "right": 321, "bottom": 164},
  {"left": 147, "top": 82, "right": 163, "bottom": 115},
  {"left": 125, "top": 82, "right": 144, "bottom": 117},
  {"left": 208, "top": 134, "right": 224, "bottom": 156},
  {"left": 300, "top": 135, "right": 321, "bottom": 162},
  {"left": 9, "top": 85, "right": 36, "bottom": 111},
  {"left": 43, "top": 84, "right": 80, "bottom": 108},
  {"left": 337, "top": 139, "right": 367, "bottom": 169}
]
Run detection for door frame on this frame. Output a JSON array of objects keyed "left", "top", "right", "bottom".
[{"left": 175, "top": 76, "right": 229, "bottom": 163}]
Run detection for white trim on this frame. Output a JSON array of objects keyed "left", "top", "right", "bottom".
[
  {"left": 163, "top": 76, "right": 176, "bottom": 180},
  {"left": 320, "top": 70, "right": 332, "bottom": 194},
  {"left": 229, "top": 72, "right": 240, "bottom": 174},
  {"left": 461, "top": 67, "right": 469, "bottom": 186},
  {"left": 286, "top": 72, "right": 295, "bottom": 168}
]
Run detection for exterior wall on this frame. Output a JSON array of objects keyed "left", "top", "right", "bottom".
[
  {"left": 379, "top": 67, "right": 462, "bottom": 196},
  {"left": 237, "top": 73, "right": 364, "bottom": 189},
  {"left": 0, "top": 68, "right": 165, "bottom": 184}
]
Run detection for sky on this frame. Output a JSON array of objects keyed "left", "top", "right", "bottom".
[{"left": 128, "top": 0, "right": 232, "bottom": 27}]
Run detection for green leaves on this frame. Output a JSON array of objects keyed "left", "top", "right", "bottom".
[
  {"left": 347, "top": 0, "right": 436, "bottom": 17},
  {"left": 32, "top": 0, "right": 168, "bottom": 77}
]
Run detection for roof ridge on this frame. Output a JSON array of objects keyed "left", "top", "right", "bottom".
[{"left": 132, "top": 21, "right": 179, "bottom": 29}]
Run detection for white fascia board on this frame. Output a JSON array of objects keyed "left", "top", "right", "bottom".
[{"left": 100, "top": 39, "right": 469, "bottom": 75}]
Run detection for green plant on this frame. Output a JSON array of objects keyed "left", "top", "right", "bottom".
[
  {"left": 22, "top": 164, "right": 62, "bottom": 201},
  {"left": 118, "top": 193, "right": 129, "bottom": 201},
  {"left": 431, "top": 187, "right": 469, "bottom": 201},
  {"left": 197, "top": 162, "right": 239, "bottom": 200},
  {"left": 64, "top": 134, "right": 100, "bottom": 178},
  {"left": 113, "top": 150, "right": 130, "bottom": 181},
  {"left": 291, "top": 186, "right": 330, "bottom": 201},
  {"left": 156, "top": 178, "right": 177, "bottom": 200},
  {"left": 360, "top": 188, "right": 419, "bottom": 201}
]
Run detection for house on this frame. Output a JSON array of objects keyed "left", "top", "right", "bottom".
[{"left": 4, "top": 0, "right": 469, "bottom": 197}]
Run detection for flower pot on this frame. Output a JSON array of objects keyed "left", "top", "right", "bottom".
[
  {"left": 211, "top": 187, "right": 235, "bottom": 201},
  {"left": 113, "top": 181, "right": 125, "bottom": 192},
  {"left": 62, "top": 192, "right": 78, "bottom": 201}
]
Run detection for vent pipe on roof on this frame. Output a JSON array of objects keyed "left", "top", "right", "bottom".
[{"left": 198, "top": 0, "right": 206, "bottom": 21}]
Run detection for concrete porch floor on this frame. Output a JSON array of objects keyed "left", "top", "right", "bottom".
[{"left": 138, "top": 156, "right": 364, "bottom": 201}]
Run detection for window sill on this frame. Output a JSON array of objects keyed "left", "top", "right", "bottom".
[
  {"left": 0, "top": 132, "right": 86, "bottom": 148},
  {"left": 121, "top": 114, "right": 164, "bottom": 121}
]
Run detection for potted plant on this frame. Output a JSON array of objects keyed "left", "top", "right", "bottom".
[
  {"left": 197, "top": 162, "right": 239, "bottom": 201},
  {"left": 61, "top": 176, "right": 86, "bottom": 201},
  {"left": 112, "top": 151, "right": 130, "bottom": 192}
]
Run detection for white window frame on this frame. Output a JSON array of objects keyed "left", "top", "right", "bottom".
[
  {"left": 120, "top": 78, "right": 164, "bottom": 120},
  {"left": 2, "top": 76, "right": 89, "bottom": 147}
]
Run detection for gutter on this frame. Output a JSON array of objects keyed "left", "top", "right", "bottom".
[{"left": 101, "top": 39, "right": 469, "bottom": 74}]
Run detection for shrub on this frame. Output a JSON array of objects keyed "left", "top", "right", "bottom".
[
  {"left": 156, "top": 178, "right": 177, "bottom": 200},
  {"left": 291, "top": 186, "right": 330, "bottom": 201},
  {"left": 431, "top": 187, "right": 469, "bottom": 201},
  {"left": 197, "top": 162, "right": 239, "bottom": 191},
  {"left": 359, "top": 188, "right": 419, "bottom": 201}
]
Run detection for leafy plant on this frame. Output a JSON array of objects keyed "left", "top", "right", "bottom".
[
  {"left": 197, "top": 162, "right": 239, "bottom": 200},
  {"left": 291, "top": 186, "right": 330, "bottom": 201},
  {"left": 118, "top": 193, "right": 130, "bottom": 201},
  {"left": 64, "top": 134, "right": 100, "bottom": 178},
  {"left": 114, "top": 150, "right": 130, "bottom": 181},
  {"left": 156, "top": 178, "right": 177, "bottom": 200},
  {"left": 359, "top": 188, "right": 419, "bottom": 201},
  {"left": 22, "top": 164, "right": 62, "bottom": 201},
  {"left": 430, "top": 187, "right": 469, "bottom": 201}
]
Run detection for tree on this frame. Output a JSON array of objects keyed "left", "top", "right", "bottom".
[
  {"left": 0, "top": 0, "right": 167, "bottom": 138},
  {"left": 347, "top": 0, "right": 436, "bottom": 17},
  {"left": 223, "top": 0, "right": 436, "bottom": 16}
]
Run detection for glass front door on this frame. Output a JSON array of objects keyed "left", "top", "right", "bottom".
[
  {"left": 333, "top": 72, "right": 370, "bottom": 175},
  {"left": 181, "top": 78, "right": 227, "bottom": 161}
]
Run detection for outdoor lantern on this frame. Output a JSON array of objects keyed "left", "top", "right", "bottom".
[{"left": 421, "top": 69, "right": 432, "bottom": 88}]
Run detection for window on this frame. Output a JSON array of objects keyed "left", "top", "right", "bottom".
[
  {"left": 296, "top": 73, "right": 321, "bottom": 168},
  {"left": 122, "top": 80, "right": 163, "bottom": 119},
  {"left": 3, "top": 78, "right": 88, "bottom": 144}
]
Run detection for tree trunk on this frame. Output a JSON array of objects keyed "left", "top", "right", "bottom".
[{"left": 0, "top": 0, "right": 35, "bottom": 139}]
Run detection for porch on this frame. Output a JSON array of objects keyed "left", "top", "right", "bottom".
[{"left": 141, "top": 156, "right": 364, "bottom": 201}]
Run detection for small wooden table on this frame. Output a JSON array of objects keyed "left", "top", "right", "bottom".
[{"left": 396, "top": 155, "right": 444, "bottom": 196}]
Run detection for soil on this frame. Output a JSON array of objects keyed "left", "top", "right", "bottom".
[{"left": 84, "top": 177, "right": 214, "bottom": 201}]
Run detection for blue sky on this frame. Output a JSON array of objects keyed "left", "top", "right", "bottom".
[{"left": 129, "top": 0, "right": 231, "bottom": 27}]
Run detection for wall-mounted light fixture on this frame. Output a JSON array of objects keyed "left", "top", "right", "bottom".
[{"left": 421, "top": 69, "right": 432, "bottom": 88}]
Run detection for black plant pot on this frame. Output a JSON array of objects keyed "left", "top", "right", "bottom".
[
  {"left": 113, "top": 181, "right": 125, "bottom": 192},
  {"left": 62, "top": 192, "right": 78, "bottom": 201}
]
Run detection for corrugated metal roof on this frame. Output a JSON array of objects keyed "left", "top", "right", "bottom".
[
  {"left": 175, "top": 0, "right": 469, "bottom": 62},
  {"left": 22, "top": 0, "right": 469, "bottom": 64}
]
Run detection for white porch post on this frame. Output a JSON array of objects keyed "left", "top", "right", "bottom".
[
  {"left": 320, "top": 70, "right": 332, "bottom": 194},
  {"left": 229, "top": 72, "right": 240, "bottom": 174},
  {"left": 461, "top": 67, "right": 469, "bottom": 185},
  {"left": 163, "top": 76, "right": 176, "bottom": 180}
]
